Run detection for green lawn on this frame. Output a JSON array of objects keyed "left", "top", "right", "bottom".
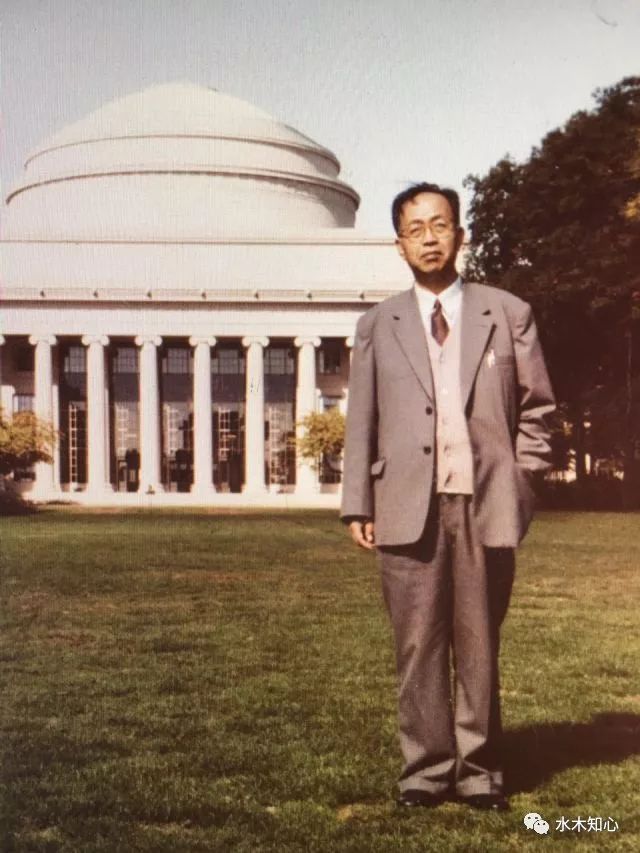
[{"left": 1, "top": 509, "right": 639, "bottom": 852}]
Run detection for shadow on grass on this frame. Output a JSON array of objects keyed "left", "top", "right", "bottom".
[
  {"left": 504, "top": 712, "right": 640, "bottom": 794},
  {"left": 0, "top": 489, "right": 37, "bottom": 516}
]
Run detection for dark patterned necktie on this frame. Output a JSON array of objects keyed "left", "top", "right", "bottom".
[{"left": 431, "top": 299, "right": 449, "bottom": 346}]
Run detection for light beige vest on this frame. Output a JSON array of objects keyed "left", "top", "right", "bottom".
[{"left": 425, "top": 317, "right": 474, "bottom": 494}]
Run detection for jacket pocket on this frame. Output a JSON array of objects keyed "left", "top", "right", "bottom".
[{"left": 370, "top": 458, "right": 386, "bottom": 478}]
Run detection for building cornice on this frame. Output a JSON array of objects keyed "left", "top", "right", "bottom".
[
  {"left": 0, "top": 234, "right": 395, "bottom": 247},
  {"left": 6, "top": 164, "right": 360, "bottom": 206},
  {"left": 23, "top": 132, "right": 341, "bottom": 172},
  {"left": 0, "top": 286, "right": 397, "bottom": 305}
]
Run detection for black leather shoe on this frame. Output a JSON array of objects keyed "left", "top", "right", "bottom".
[
  {"left": 396, "top": 789, "right": 447, "bottom": 808},
  {"left": 459, "top": 793, "right": 510, "bottom": 812}
]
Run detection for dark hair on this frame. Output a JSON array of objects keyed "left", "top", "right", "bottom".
[{"left": 391, "top": 182, "right": 460, "bottom": 233}]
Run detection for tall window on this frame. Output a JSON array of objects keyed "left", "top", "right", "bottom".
[
  {"left": 265, "top": 347, "right": 295, "bottom": 375},
  {"left": 160, "top": 346, "right": 193, "bottom": 491},
  {"left": 60, "top": 343, "right": 87, "bottom": 487},
  {"left": 264, "top": 345, "right": 295, "bottom": 486},
  {"left": 162, "top": 347, "right": 192, "bottom": 375},
  {"left": 109, "top": 345, "right": 140, "bottom": 492},
  {"left": 64, "top": 346, "right": 86, "bottom": 374},
  {"left": 11, "top": 394, "right": 37, "bottom": 482},
  {"left": 212, "top": 348, "right": 245, "bottom": 375},
  {"left": 112, "top": 347, "right": 138, "bottom": 374}
]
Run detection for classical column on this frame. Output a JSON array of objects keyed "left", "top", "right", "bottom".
[
  {"left": 28, "top": 334, "right": 59, "bottom": 496},
  {"left": 135, "top": 335, "right": 164, "bottom": 494},
  {"left": 52, "top": 382, "right": 61, "bottom": 490},
  {"left": 0, "top": 335, "right": 5, "bottom": 410},
  {"left": 342, "top": 336, "right": 355, "bottom": 414},
  {"left": 189, "top": 336, "right": 217, "bottom": 497},
  {"left": 294, "top": 336, "right": 321, "bottom": 494},
  {"left": 345, "top": 336, "right": 355, "bottom": 364},
  {"left": 242, "top": 336, "right": 269, "bottom": 494},
  {"left": 0, "top": 336, "right": 12, "bottom": 418},
  {"left": 82, "top": 335, "right": 112, "bottom": 496}
]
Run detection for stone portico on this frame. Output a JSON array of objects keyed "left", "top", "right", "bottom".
[{"left": 0, "top": 83, "right": 410, "bottom": 506}]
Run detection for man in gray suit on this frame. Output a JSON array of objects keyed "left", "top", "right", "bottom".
[{"left": 340, "top": 182, "right": 555, "bottom": 811}]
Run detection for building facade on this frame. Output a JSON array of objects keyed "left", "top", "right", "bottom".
[{"left": 0, "top": 83, "right": 410, "bottom": 505}]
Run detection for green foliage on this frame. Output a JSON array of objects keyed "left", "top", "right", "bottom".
[
  {"left": 465, "top": 77, "right": 640, "bottom": 304},
  {"left": 297, "top": 408, "right": 345, "bottom": 462},
  {"left": 464, "top": 77, "right": 640, "bottom": 495},
  {"left": 625, "top": 129, "right": 640, "bottom": 224},
  {"left": 0, "top": 406, "right": 57, "bottom": 476}
]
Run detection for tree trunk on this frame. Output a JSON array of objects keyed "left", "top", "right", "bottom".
[
  {"left": 572, "top": 411, "right": 588, "bottom": 483},
  {"left": 621, "top": 442, "right": 638, "bottom": 510},
  {"left": 621, "top": 326, "right": 638, "bottom": 510}
]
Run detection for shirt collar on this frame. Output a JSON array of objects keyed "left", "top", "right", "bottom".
[{"left": 414, "top": 277, "right": 463, "bottom": 327}]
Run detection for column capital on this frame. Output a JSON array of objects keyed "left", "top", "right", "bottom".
[
  {"left": 29, "top": 334, "right": 57, "bottom": 346},
  {"left": 294, "top": 336, "right": 321, "bottom": 348},
  {"left": 135, "top": 335, "right": 162, "bottom": 348},
  {"left": 242, "top": 336, "right": 269, "bottom": 348},
  {"left": 345, "top": 336, "right": 355, "bottom": 348},
  {"left": 81, "top": 334, "right": 110, "bottom": 347},
  {"left": 189, "top": 335, "right": 217, "bottom": 348}
]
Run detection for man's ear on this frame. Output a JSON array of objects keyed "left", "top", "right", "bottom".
[
  {"left": 455, "top": 227, "right": 465, "bottom": 253},
  {"left": 395, "top": 238, "right": 406, "bottom": 261}
]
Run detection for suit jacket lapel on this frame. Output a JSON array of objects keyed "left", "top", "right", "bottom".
[
  {"left": 390, "top": 288, "right": 434, "bottom": 402},
  {"left": 459, "top": 282, "right": 495, "bottom": 410}
]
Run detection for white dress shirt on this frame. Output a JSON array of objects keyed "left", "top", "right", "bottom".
[{"left": 413, "top": 276, "right": 463, "bottom": 340}]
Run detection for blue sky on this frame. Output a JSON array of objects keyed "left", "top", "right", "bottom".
[{"left": 1, "top": 0, "right": 639, "bottom": 232}]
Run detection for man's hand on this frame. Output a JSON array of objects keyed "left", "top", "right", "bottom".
[{"left": 349, "top": 518, "right": 376, "bottom": 550}]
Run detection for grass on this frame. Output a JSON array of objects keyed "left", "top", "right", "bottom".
[{"left": 1, "top": 509, "right": 639, "bottom": 852}]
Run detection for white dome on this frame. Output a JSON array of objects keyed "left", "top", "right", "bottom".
[{"left": 4, "top": 83, "right": 359, "bottom": 239}]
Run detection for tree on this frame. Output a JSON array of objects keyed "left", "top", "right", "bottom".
[
  {"left": 464, "top": 77, "right": 640, "bottom": 502},
  {"left": 0, "top": 408, "right": 56, "bottom": 478},
  {"left": 297, "top": 408, "right": 345, "bottom": 470},
  {"left": 625, "top": 127, "right": 640, "bottom": 222}
]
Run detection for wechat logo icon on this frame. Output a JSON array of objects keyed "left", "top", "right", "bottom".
[{"left": 524, "top": 812, "right": 550, "bottom": 835}]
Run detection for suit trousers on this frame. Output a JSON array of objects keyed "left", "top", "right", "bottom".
[{"left": 377, "top": 494, "right": 515, "bottom": 796}]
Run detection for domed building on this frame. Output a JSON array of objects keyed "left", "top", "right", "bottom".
[{"left": 0, "top": 83, "right": 409, "bottom": 505}]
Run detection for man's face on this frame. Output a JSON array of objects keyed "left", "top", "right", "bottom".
[{"left": 395, "top": 192, "right": 464, "bottom": 278}]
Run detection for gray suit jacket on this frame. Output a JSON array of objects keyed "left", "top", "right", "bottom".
[{"left": 340, "top": 282, "right": 556, "bottom": 548}]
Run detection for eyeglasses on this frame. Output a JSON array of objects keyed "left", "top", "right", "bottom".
[{"left": 399, "top": 220, "right": 456, "bottom": 241}]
